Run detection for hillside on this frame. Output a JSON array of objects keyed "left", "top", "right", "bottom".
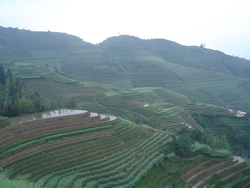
[
  {"left": 1, "top": 109, "right": 248, "bottom": 188},
  {"left": 100, "top": 35, "right": 250, "bottom": 78},
  {"left": 99, "top": 35, "right": 250, "bottom": 111},
  {"left": 1, "top": 27, "right": 250, "bottom": 112},
  {"left": 0, "top": 26, "right": 119, "bottom": 83},
  {"left": 2, "top": 27, "right": 250, "bottom": 79},
  {"left": 1, "top": 27, "right": 250, "bottom": 187},
  {"left": 0, "top": 110, "right": 173, "bottom": 188},
  {"left": 1, "top": 26, "right": 250, "bottom": 147}
]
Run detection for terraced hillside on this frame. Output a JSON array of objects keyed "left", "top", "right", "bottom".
[
  {"left": 0, "top": 109, "right": 173, "bottom": 188},
  {"left": 0, "top": 27, "right": 126, "bottom": 86},
  {"left": 2, "top": 27, "right": 250, "bottom": 111},
  {"left": 134, "top": 155, "right": 249, "bottom": 188},
  {"left": 184, "top": 156, "right": 249, "bottom": 188},
  {"left": 100, "top": 35, "right": 250, "bottom": 77},
  {"left": 94, "top": 87, "right": 200, "bottom": 130},
  {"left": 1, "top": 27, "right": 250, "bottom": 187}
]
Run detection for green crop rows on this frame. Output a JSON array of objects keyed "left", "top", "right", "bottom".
[{"left": 2, "top": 116, "right": 173, "bottom": 188}]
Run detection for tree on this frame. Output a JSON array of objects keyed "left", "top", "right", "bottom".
[
  {"left": 200, "top": 43, "right": 206, "bottom": 48},
  {"left": 18, "top": 98, "right": 36, "bottom": 115},
  {"left": 217, "top": 134, "right": 231, "bottom": 151},
  {"left": 174, "top": 134, "right": 194, "bottom": 157},
  {"left": 190, "top": 129, "right": 203, "bottom": 143},
  {"left": 0, "top": 66, "right": 63, "bottom": 117},
  {"left": 0, "top": 64, "right": 5, "bottom": 85},
  {"left": 6, "top": 69, "right": 13, "bottom": 78}
]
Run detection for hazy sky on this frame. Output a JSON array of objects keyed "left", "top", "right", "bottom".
[{"left": 1, "top": 0, "right": 250, "bottom": 59}]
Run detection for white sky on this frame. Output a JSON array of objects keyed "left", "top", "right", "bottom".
[{"left": 0, "top": 0, "right": 250, "bottom": 59}]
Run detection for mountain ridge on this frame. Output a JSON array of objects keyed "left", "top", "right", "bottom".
[
  {"left": 1, "top": 27, "right": 250, "bottom": 79},
  {"left": 99, "top": 34, "right": 250, "bottom": 78}
]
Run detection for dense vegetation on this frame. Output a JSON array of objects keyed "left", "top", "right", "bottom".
[
  {"left": 173, "top": 128, "right": 231, "bottom": 157},
  {"left": 193, "top": 113, "right": 250, "bottom": 151},
  {"left": 0, "top": 65, "right": 60, "bottom": 118}
]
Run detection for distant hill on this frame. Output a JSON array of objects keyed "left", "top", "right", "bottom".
[
  {"left": 99, "top": 35, "right": 250, "bottom": 111},
  {"left": 1, "top": 27, "right": 250, "bottom": 111},
  {"left": 0, "top": 26, "right": 112, "bottom": 80},
  {"left": 100, "top": 35, "right": 250, "bottom": 78}
]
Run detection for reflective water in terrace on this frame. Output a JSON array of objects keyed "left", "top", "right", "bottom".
[
  {"left": 89, "top": 112, "right": 99, "bottom": 117},
  {"left": 41, "top": 109, "right": 88, "bottom": 119},
  {"left": 11, "top": 109, "right": 88, "bottom": 125},
  {"left": 109, "top": 116, "right": 116, "bottom": 121},
  {"left": 10, "top": 109, "right": 117, "bottom": 125}
]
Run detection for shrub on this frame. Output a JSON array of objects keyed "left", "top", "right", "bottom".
[
  {"left": 191, "top": 141, "right": 211, "bottom": 154},
  {"left": 211, "top": 149, "right": 232, "bottom": 157},
  {"left": 166, "top": 152, "right": 176, "bottom": 160}
]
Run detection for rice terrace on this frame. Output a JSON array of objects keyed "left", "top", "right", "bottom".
[
  {"left": 0, "top": 26, "right": 250, "bottom": 187},
  {"left": 0, "top": 109, "right": 173, "bottom": 187}
]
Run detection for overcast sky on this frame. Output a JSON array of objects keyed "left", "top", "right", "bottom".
[{"left": 1, "top": 0, "right": 250, "bottom": 59}]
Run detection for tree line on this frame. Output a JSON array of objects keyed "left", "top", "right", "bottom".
[
  {"left": 0, "top": 64, "right": 64, "bottom": 117},
  {"left": 172, "top": 128, "right": 231, "bottom": 158}
]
